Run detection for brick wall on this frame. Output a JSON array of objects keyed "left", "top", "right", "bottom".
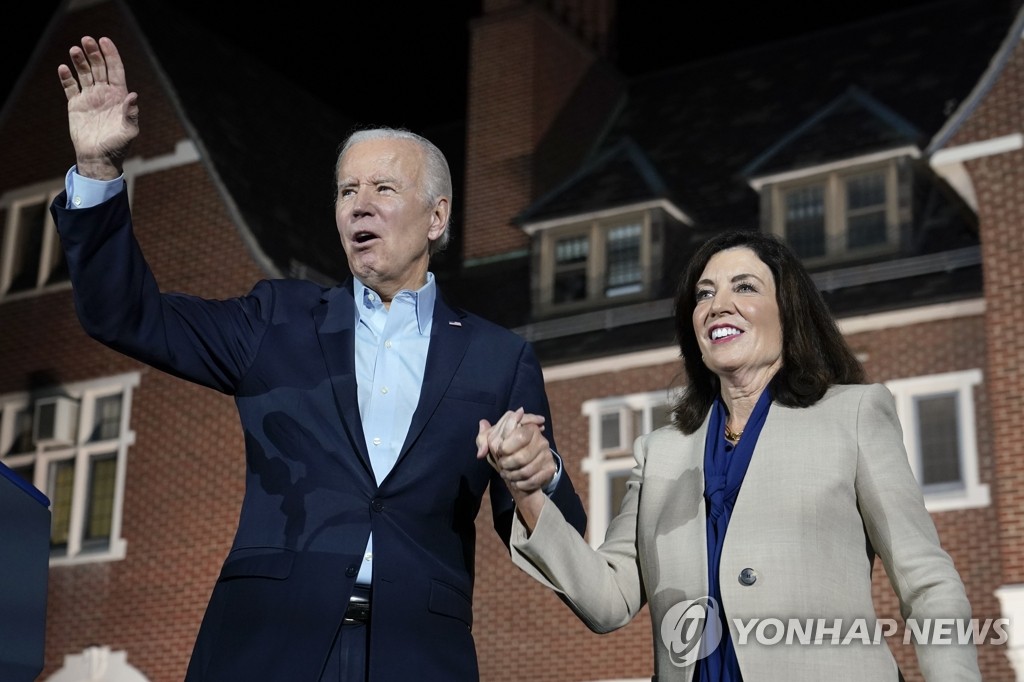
[
  {"left": 5, "top": 0, "right": 1021, "bottom": 680},
  {"left": 951, "top": 39, "right": 1024, "bottom": 595},
  {"left": 463, "top": 2, "right": 606, "bottom": 261},
  {"left": 0, "top": 3, "right": 265, "bottom": 680}
]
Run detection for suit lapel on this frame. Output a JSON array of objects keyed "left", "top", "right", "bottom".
[
  {"left": 394, "top": 294, "right": 471, "bottom": 465},
  {"left": 313, "top": 281, "right": 373, "bottom": 474}
]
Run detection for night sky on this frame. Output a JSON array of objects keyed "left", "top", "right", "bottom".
[{"left": 5, "top": 1, "right": 939, "bottom": 129}]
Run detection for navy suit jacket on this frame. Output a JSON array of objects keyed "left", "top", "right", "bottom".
[{"left": 52, "top": 189, "right": 587, "bottom": 681}]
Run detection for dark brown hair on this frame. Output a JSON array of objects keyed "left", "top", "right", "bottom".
[{"left": 671, "top": 229, "right": 865, "bottom": 433}]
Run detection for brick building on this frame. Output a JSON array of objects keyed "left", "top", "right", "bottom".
[{"left": 1, "top": 0, "right": 1022, "bottom": 680}]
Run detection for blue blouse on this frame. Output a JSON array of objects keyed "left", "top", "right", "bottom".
[{"left": 696, "top": 388, "right": 773, "bottom": 682}]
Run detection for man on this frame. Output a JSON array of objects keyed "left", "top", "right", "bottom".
[{"left": 52, "top": 36, "right": 586, "bottom": 681}]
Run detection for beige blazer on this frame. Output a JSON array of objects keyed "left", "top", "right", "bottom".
[{"left": 511, "top": 384, "right": 980, "bottom": 681}]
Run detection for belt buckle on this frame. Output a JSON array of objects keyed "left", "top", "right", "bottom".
[{"left": 344, "top": 590, "right": 371, "bottom": 624}]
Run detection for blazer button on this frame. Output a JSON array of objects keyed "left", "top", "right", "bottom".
[
  {"left": 371, "top": 499, "right": 384, "bottom": 512},
  {"left": 345, "top": 566, "right": 358, "bottom": 578},
  {"left": 738, "top": 567, "right": 758, "bottom": 586}
]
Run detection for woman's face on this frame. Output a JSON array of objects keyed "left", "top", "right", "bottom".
[{"left": 692, "top": 246, "right": 783, "bottom": 385}]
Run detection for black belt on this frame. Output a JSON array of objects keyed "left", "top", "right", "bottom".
[{"left": 344, "top": 585, "right": 371, "bottom": 625}]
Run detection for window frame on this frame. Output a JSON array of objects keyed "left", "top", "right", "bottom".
[
  {"left": 0, "top": 372, "right": 139, "bottom": 565},
  {"left": 536, "top": 210, "right": 652, "bottom": 315},
  {"left": 885, "top": 369, "right": 988, "bottom": 512},
  {"left": 770, "top": 160, "right": 900, "bottom": 265},
  {"left": 581, "top": 390, "right": 676, "bottom": 547},
  {"left": 0, "top": 183, "right": 70, "bottom": 301}
]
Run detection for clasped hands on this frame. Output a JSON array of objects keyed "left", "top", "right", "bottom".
[{"left": 476, "top": 408, "right": 555, "bottom": 498}]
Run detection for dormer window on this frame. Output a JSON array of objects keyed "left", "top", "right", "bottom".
[
  {"left": 605, "top": 223, "right": 644, "bottom": 297},
  {"left": 552, "top": 234, "right": 590, "bottom": 303},
  {"left": 551, "top": 222, "right": 644, "bottom": 304},
  {"left": 534, "top": 210, "right": 654, "bottom": 315},
  {"left": 770, "top": 161, "right": 900, "bottom": 264}
]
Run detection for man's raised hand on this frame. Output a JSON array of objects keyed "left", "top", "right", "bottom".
[{"left": 57, "top": 36, "right": 139, "bottom": 179}]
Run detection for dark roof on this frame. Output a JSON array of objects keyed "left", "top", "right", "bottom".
[
  {"left": 126, "top": 0, "right": 465, "bottom": 285},
  {"left": 81, "top": 0, "right": 1010, "bottom": 345},
  {"left": 482, "top": 0, "right": 1014, "bottom": 359},
  {"left": 517, "top": 137, "right": 673, "bottom": 224},
  {"left": 741, "top": 86, "right": 923, "bottom": 177},
  {"left": 522, "top": 0, "right": 1014, "bottom": 232}
]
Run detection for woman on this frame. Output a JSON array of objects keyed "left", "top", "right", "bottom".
[{"left": 478, "top": 230, "right": 979, "bottom": 681}]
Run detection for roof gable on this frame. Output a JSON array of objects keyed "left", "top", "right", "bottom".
[
  {"left": 742, "top": 85, "right": 923, "bottom": 178},
  {"left": 517, "top": 137, "right": 674, "bottom": 226},
  {"left": 565, "top": 0, "right": 1012, "bottom": 232}
]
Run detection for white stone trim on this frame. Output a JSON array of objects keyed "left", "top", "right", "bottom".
[
  {"left": 747, "top": 146, "right": 920, "bottom": 191},
  {"left": 44, "top": 646, "right": 150, "bottom": 682},
  {"left": 542, "top": 299, "right": 985, "bottom": 382},
  {"left": 995, "top": 584, "right": 1024, "bottom": 681}
]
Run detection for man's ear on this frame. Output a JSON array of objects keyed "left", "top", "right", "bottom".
[{"left": 428, "top": 196, "right": 450, "bottom": 241}]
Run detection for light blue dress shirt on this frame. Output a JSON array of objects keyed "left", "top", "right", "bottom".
[
  {"left": 352, "top": 275, "right": 435, "bottom": 585},
  {"left": 64, "top": 167, "right": 122, "bottom": 207}
]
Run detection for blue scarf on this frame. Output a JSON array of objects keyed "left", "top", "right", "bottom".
[{"left": 696, "top": 388, "right": 773, "bottom": 682}]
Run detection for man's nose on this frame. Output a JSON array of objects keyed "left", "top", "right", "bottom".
[{"left": 350, "top": 189, "right": 372, "bottom": 216}]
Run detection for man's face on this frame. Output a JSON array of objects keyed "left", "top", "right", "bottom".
[{"left": 335, "top": 138, "right": 448, "bottom": 302}]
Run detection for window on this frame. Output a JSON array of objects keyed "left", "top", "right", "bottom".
[
  {"left": 0, "top": 373, "right": 139, "bottom": 564},
  {"left": 581, "top": 391, "right": 676, "bottom": 547},
  {"left": 553, "top": 234, "right": 589, "bottom": 303},
  {"left": 538, "top": 212, "right": 651, "bottom": 313},
  {"left": 885, "top": 370, "right": 988, "bottom": 512},
  {"left": 0, "top": 187, "right": 68, "bottom": 299},
  {"left": 604, "top": 223, "right": 643, "bottom": 297},
  {"left": 772, "top": 163, "right": 898, "bottom": 263}
]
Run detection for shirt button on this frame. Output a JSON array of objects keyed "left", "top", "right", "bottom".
[
  {"left": 372, "top": 437, "right": 381, "bottom": 446},
  {"left": 380, "top": 386, "right": 389, "bottom": 395},
  {"left": 384, "top": 340, "right": 392, "bottom": 349},
  {"left": 72, "top": 195, "right": 83, "bottom": 206},
  {"left": 364, "top": 552, "right": 373, "bottom": 562}
]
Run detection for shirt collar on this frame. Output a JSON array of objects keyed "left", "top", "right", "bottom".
[{"left": 354, "top": 272, "right": 436, "bottom": 335}]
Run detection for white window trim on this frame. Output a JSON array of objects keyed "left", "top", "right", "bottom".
[
  {"left": 581, "top": 390, "right": 677, "bottom": 548},
  {"left": 0, "top": 372, "right": 139, "bottom": 565},
  {"left": 885, "top": 369, "right": 988, "bottom": 512},
  {"left": 0, "top": 181, "right": 71, "bottom": 301}
]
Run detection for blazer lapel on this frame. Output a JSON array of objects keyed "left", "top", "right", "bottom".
[{"left": 313, "top": 281, "right": 373, "bottom": 474}]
